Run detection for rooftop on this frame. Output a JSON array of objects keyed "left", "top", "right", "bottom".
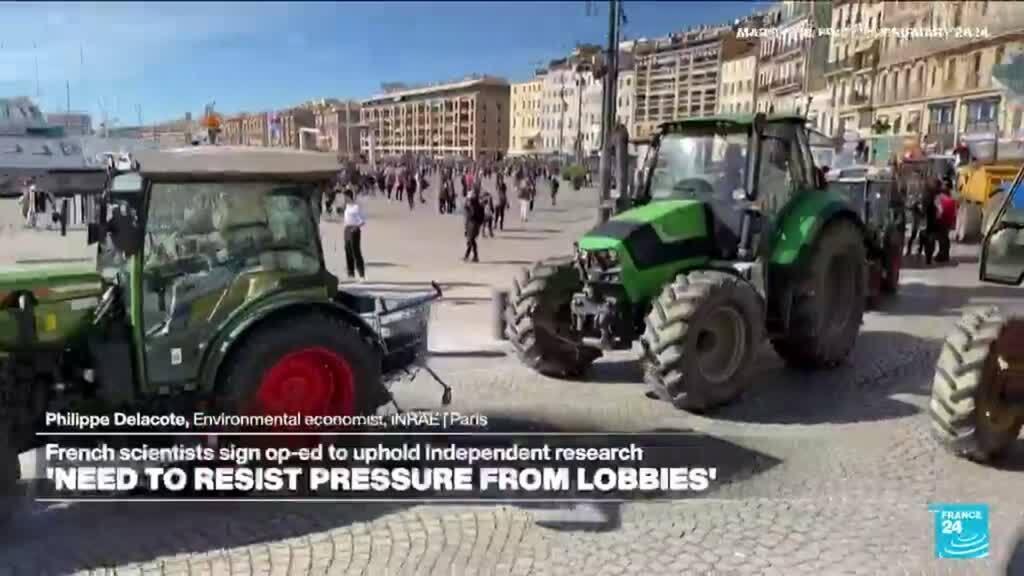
[
  {"left": 134, "top": 146, "right": 341, "bottom": 181},
  {"left": 362, "top": 76, "right": 509, "bottom": 104}
]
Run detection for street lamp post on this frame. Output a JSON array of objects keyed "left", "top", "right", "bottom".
[{"left": 575, "top": 71, "right": 585, "bottom": 164}]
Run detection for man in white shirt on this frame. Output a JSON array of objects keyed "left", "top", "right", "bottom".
[{"left": 342, "top": 188, "right": 366, "bottom": 281}]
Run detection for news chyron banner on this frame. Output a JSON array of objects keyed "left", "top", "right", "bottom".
[{"left": 37, "top": 410, "right": 772, "bottom": 502}]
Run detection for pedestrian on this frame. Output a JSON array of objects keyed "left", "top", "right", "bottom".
[
  {"left": 463, "top": 189, "right": 484, "bottom": 262},
  {"left": 385, "top": 168, "right": 395, "bottom": 201},
  {"left": 935, "top": 183, "right": 956, "bottom": 263},
  {"left": 324, "top": 184, "right": 339, "bottom": 217},
  {"left": 921, "top": 180, "right": 940, "bottom": 265},
  {"left": 406, "top": 172, "right": 417, "bottom": 211},
  {"left": 518, "top": 175, "right": 531, "bottom": 222},
  {"left": 550, "top": 174, "right": 560, "bottom": 206},
  {"left": 481, "top": 187, "right": 495, "bottom": 238},
  {"left": 377, "top": 168, "right": 386, "bottom": 196},
  {"left": 418, "top": 169, "right": 429, "bottom": 204},
  {"left": 342, "top": 189, "right": 366, "bottom": 281},
  {"left": 528, "top": 174, "right": 537, "bottom": 212},
  {"left": 903, "top": 173, "right": 925, "bottom": 258},
  {"left": 495, "top": 174, "right": 508, "bottom": 230}
]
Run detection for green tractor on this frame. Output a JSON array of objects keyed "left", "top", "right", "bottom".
[
  {"left": 930, "top": 164, "right": 1024, "bottom": 462},
  {"left": 506, "top": 114, "right": 903, "bottom": 412},
  {"left": 0, "top": 147, "right": 444, "bottom": 524}
]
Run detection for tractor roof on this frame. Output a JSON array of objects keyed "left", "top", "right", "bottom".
[
  {"left": 660, "top": 113, "right": 806, "bottom": 132},
  {"left": 133, "top": 146, "right": 341, "bottom": 182}
]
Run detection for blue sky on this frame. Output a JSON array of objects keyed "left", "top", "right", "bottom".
[{"left": 1, "top": 1, "right": 765, "bottom": 125}]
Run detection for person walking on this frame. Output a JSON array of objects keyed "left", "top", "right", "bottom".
[
  {"left": 406, "top": 171, "right": 417, "bottom": 211},
  {"left": 921, "top": 180, "right": 940, "bottom": 265},
  {"left": 481, "top": 187, "right": 495, "bottom": 238},
  {"left": 518, "top": 175, "right": 531, "bottom": 222},
  {"left": 342, "top": 189, "right": 366, "bottom": 281},
  {"left": 550, "top": 174, "right": 560, "bottom": 206},
  {"left": 527, "top": 173, "right": 537, "bottom": 212},
  {"left": 495, "top": 174, "right": 508, "bottom": 230},
  {"left": 935, "top": 183, "right": 956, "bottom": 263},
  {"left": 463, "top": 189, "right": 484, "bottom": 262}
]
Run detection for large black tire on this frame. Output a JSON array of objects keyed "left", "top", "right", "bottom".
[
  {"left": 642, "top": 270, "right": 764, "bottom": 412},
  {"left": 880, "top": 226, "right": 904, "bottom": 295},
  {"left": 771, "top": 219, "right": 866, "bottom": 370},
  {"left": 0, "top": 438, "right": 19, "bottom": 530},
  {"left": 506, "top": 257, "right": 601, "bottom": 378},
  {"left": 218, "top": 311, "right": 385, "bottom": 420},
  {"left": 930, "top": 306, "right": 1024, "bottom": 462}
]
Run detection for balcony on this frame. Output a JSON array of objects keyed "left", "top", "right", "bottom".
[
  {"left": 964, "top": 120, "right": 1000, "bottom": 135},
  {"left": 768, "top": 76, "right": 802, "bottom": 94}
]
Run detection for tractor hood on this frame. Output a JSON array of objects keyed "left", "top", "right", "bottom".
[
  {"left": 579, "top": 200, "right": 711, "bottom": 269},
  {"left": 0, "top": 262, "right": 103, "bottom": 304}
]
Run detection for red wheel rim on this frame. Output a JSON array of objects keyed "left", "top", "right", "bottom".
[{"left": 248, "top": 347, "right": 356, "bottom": 420}]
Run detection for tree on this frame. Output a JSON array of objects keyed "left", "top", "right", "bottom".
[{"left": 872, "top": 118, "right": 891, "bottom": 135}]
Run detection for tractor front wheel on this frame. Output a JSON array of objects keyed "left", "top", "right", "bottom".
[
  {"left": 772, "top": 219, "right": 866, "bottom": 370},
  {"left": 930, "top": 307, "right": 1024, "bottom": 462},
  {"left": 642, "top": 270, "right": 764, "bottom": 412},
  {"left": 506, "top": 258, "right": 601, "bottom": 378}
]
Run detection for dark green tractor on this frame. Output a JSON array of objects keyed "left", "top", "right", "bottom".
[
  {"left": 507, "top": 114, "right": 901, "bottom": 412},
  {"left": 0, "top": 147, "right": 443, "bottom": 525}
]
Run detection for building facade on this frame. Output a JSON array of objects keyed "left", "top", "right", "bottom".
[
  {"left": 632, "top": 26, "right": 752, "bottom": 140},
  {"left": 537, "top": 46, "right": 603, "bottom": 157},
  {"left": 822, "top": 0, "right": 885, "bottom": 138},
  {"left": 757, "top": 1, "right": 831, "bottom": 127},
  {"left": 718, "top": 52, "right": 758, "bottom": 114},
  {"left": 242, "top": 113, "right": 270, "bottom": 147},
  {"left": 509, "top": 79, "right": 543, "bottom": 154},
  {"left": 221, "top": 114, "right": 246, "bottom": 145},
  {"left": 616, "top": 69, "right": 637, "bottom": 138},
  {"left": 272, "top": 108, "right": 315, "bottom": 149},
  {"left": 314, "top": 101, "right": 362, "bottom": 158},
  {"left": 360, "top": 76, "right": 510, "bottom": 160},
  {"left": 871, "top": 1, "right": 1024, "bottom": 152}
]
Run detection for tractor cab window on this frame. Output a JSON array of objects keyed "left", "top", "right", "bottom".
[
  {"left": 648, "top": 130, "right": 748, "bottom": 202},
  {"left": 757, "top": 123, "right": 807, "bottom": 214},
  {"left": 141, "top": 182, "right": 321, "bottom": 334},
  {"left": 981, "top": 181, "right": 1024, "bottom": 285}
]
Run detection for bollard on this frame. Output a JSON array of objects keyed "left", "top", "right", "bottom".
[{"left": 492, "top": 289, "right": 509, "bottom": 341}]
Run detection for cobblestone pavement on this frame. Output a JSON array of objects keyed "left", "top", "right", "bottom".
[{"left": 1, "top": 180, "right": 1022, "bottom": 575}]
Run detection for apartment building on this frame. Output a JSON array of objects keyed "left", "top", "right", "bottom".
[
  {"left": 360, "top": 76, "right": 510, "bottom": 160},
  {"left": 270, "top": 107, "right": 315, "bottom": 149},
  {"left": 718, "top": 51, "right": 758, "bottom": 114},
  {"left": 872, "top": 1, "right": 1024, "bottom": 152},
  {"left": 757, "top": 1, "right": 832, "bottom": 130},
  {"left": 221, "top": 114, "right": 245, "bottom": 145},
  {"left": 509, "top": 79, "right": 543, "bottom": 154},
  {"left": 823, "top": 0, "right": 885, "bottom": 137},
  {"left": 537, "top": 45, "right": 603, "bottom": 157},
  {"left": 616, "top": 69, "right": 636, "bottom": 137},
  {"left": 313, "top": 101, "right": 362, "bottom": 158},
  {"left": 242, "top": 113, "right": 269, "bottom": 147},
  {"left": 632, "top": 26, "right": 751, "bottom": 140}
]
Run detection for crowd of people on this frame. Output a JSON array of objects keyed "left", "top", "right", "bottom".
[
  {"left": 325, "top": 156, "right": 567, "bottom": 278},
  {"left": 903, "top": 174, "right": 957, "bottom": 265}
]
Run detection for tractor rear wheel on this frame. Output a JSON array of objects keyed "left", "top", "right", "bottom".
[
  {"left": 772, "top": 219, "right": 866, "bottom": 370},
  {"left": 930, "top": 307, "right": 1024, "bottom": 462},
  {"left": 506, "top": 257, "right": 600, "bottom": 378},
  {"left": 0, "top": 438, "right": 19, "bottom": 530},
  {"left": 642, "top": 270, "right": 763, "bottom": 412},
  {"left": 881, "top": 226, "right": 904, "bottom": 295},
  {"left": 218, "top": 312, "right": 384, "bottom": 433}
]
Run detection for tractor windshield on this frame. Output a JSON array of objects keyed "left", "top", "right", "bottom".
[
  {"left": 143, "top": 182, "right": 322, "bottom": 278},
  {"left": 648, "top": 129, "right": 749, "bottom": 202}
]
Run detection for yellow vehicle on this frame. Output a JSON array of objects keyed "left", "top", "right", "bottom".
[
  {"left": 953, "top": 136, "right": 1024, "bottom": 243},
  {"left": 955, "top": 161, "right": 1024, "bottom": 242}
]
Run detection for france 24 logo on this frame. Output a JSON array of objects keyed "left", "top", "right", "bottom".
[{"left": 930, "top": 503, "right": 989, "bottom": 559}]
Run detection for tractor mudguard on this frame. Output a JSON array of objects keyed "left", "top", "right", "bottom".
[
  {"left": 197, "top": 295, "right": 384, "bottom": 394},
  {"left": 769, "top": 190, "right": 864, "bottom": 271}
]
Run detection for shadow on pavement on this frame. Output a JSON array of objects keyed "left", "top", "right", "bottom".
[
  {"left": 484, "top": 259, "right": 535, "bottom": 266},
  {"left": 366, "top": 261, "right": 405, "bottom": 268},
  {"left": 499, "top": 227, "right": 562, "bottom": 234},
  {"left": 1, "top": 416, "right": 782, "bottom": 570},
  {"left": 586, "top": 357, "right": 645, "bottom": 384},
  {"left": 429, "top": 350, "right": 507, "bottom": 359},
  {"left": 873, "top": 282, "right": 1022, "bottom": 317},
  {"left": 711, "top": 330, "right": 940, "bottom": 425}
]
